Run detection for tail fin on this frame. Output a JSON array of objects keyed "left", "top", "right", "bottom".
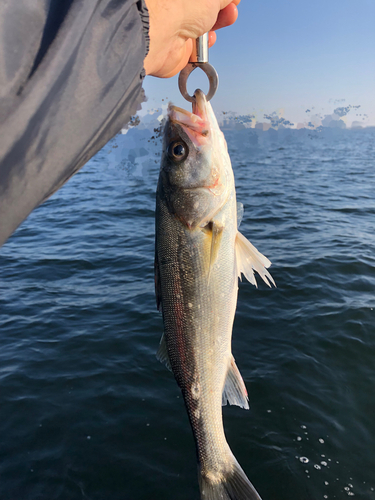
[{"left": 198, "top": 456, "right": 262, "bottom": 500}]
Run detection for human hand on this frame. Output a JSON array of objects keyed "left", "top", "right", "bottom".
[{"left": 143, "top": 0, "right": 240, "bottom": 78}]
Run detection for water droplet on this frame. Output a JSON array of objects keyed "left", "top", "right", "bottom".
[
  {"left": 267, "top": 409, "right": 271, "bottom": 413},
  {"left": 325, "top": 481, "right": 329, "bottom": 486},
  {"left": 300, "top": 457, "right": 309, "bottom": 463},
  {"left": 297, "top": 436, "right": 302, "bottom": 441},
  {"left": 301, "top": 425, "right": 307, "bottom": 429},
  {"left": 87, "top": 436, "right": 91, "bottom": 440},
  {"left": 319, "top": 438, "right": 325, "bottom": 444},
  {"left": 321, "top": 461, "right": 328, "bottom": 466},
  {"left": 314, "top": 464, "right": 321, "bottom": 470}
]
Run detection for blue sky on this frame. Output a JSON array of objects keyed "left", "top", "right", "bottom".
[{"left": 143, "top": 0, "right": 375, "bottom": 127}]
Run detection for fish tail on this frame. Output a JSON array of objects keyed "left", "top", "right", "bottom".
[{"left": 198, "top": 455, "right": 262, "bottom": 500}]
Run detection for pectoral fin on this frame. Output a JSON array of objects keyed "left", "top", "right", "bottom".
[
  {"left": 210, "top": 222, "right": 224, "bottom": 276},
  {"left": 222, "top": 356, "right": 249, "bottom": 410},
  {"left": 237, "top": 201, "right": 244, "bottom": 229},
  {"left": 235, "top": 231, "right": 275, "bottom": 288},
  {"left": 202, "top": 221, "right": 224, "bottom": 278}
]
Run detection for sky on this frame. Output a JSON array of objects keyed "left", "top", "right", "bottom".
[{"left": 143, "top": 0, "right": 375, "bottom": 128}]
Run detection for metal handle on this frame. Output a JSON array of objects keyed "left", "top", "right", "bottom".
[
  {"left": 178, "top": 33, "right": 219, "bottom": 103},
  {"left": 189, "top": 33, "right": 209, "bottom": 64}
]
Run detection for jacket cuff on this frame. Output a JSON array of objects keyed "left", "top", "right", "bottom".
[{"left": 137, "top": 0, "right": 150, "bottom": 59}]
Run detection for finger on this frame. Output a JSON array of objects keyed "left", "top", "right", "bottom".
[
  {"left": 208, "top": 31, "right": 217, "bottom": 48},
  {"left": 220, "top": 0, "right": 240, "bottom": 8},
  {"left": 166, "top": 31, "right": 217, "bottom": 78},
  {"left": 212, "top": 3, "right": 239, "bottom": 31}
]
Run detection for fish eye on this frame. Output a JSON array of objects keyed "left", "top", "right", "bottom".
[{"left": 168, "top": 140, "right": 188, "bottom": 162}]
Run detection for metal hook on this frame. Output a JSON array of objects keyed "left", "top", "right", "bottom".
[
  {"left": 178, "top": 63, "right": 219, "bottom": 103},
  {"left": 178, "top": 33, "right": 219, "bottom": 103}
]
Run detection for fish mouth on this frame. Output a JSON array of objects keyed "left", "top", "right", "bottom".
[{"left": 169, "top": 90, "right": 210, "bottom": 147}]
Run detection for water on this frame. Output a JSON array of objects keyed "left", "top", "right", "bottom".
[{"left": 1, "top": 124, "right": 374, "bottom": 500}]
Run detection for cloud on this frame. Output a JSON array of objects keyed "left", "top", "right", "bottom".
[{"left": 333, "top": 105, "right": 360, "bottom": 117}]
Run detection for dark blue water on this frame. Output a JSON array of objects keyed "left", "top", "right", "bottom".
[{"left": 1, "top": 124, "right": 374, "bottom": 500}]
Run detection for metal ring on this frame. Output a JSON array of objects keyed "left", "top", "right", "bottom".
[{"left": 178, "top": 63, "right": 219, "bottom": 103}]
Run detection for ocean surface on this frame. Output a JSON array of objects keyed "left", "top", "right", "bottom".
[{"left": 1, "top": 121, "right": 374, "bottom": 500}]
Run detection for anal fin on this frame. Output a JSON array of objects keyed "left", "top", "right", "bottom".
[{"left": 222, "top": 356, "right": 249, "bottom": 410}]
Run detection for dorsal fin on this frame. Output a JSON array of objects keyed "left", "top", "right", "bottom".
[
  {"left": 156, "top": 333, "right": 172, "bottom": 371},
  {"left": 154, "top": 249, "right": 162, "bottom": 311}
]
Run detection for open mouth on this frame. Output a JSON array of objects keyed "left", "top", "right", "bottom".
[{"left": 169, "top": 91, "right": 210, "bottom": 147}]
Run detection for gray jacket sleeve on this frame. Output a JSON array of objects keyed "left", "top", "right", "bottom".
[{"left": 0, "top": 0, "right": 149, "bottom": 247}]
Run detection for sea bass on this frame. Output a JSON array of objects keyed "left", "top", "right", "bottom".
[{"left": 155, "top": 90, "right": 274, "bottom": 500}]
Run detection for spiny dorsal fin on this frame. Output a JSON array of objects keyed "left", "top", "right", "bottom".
[
  {"left": 235, "top": 231, "right": 275, "bottom": 288},
  {"left": 156, "top": 333, "right": 172, "bottom": 371},
  {"left": 154, "top": 249, "right": 162, "bottom": 312},
  {"left": 222, "top": 356, "right": 249, "bottom": 410}
]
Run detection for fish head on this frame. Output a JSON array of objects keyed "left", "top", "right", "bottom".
[{"left": 158, "top": 90, "right": 233, "bottom": 230}]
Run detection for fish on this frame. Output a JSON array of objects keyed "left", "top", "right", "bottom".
[{"left": 155, "top": 89, "right": 275, "bottom": 500}]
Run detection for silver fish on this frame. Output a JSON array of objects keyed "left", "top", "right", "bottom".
[{"left": 155, "top": 90, "right": 274, "bottom": 500}]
